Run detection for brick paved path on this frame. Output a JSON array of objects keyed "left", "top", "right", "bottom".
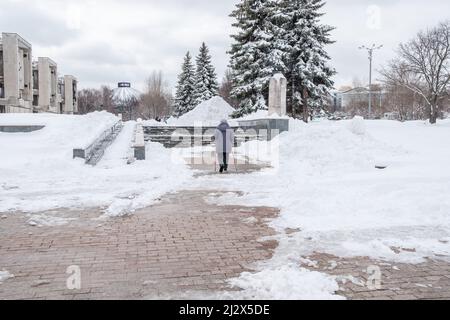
[
  {"left": 1, "top": 150, "right": 449, "bottom": 300},
  {"left": 303, "top": 253, "right": 450, "bottom": 300},
  {"left": 0, "top": 190, "right": 278, "bottom": 300}
]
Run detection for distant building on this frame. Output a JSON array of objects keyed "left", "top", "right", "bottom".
[
  {"left": 384, "top": 112, "right": 400, "bottom": 120},
  {"left": 0, "top": 33, "right": 33, "bottom": 113},
  {"left": 0, "top": 32, "right": 78, "bottom": 114},
  {"left": 113, "top": 82, "right": 140, "bottom": 120},
  {"left": 60, "top": 75, "right": 78, "bottom": 114},
  {"left": 33, "top": 57, "right": 60, "bottom": 113},
  {"left": 332, "top": 86, "right": 386, "bottom": 112}
]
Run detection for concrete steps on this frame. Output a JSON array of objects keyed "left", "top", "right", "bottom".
[
  {"left": 143, "top": 126, "right": 261, "bottom": 148},
  {"left": 73, "top": 122, "right": 123, "bottom": 166},
  {"left": 86, "top": 123, "right": 124, "bottom": 165}
]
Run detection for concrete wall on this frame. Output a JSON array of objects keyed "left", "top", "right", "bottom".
[
  {"left": 237, "top": 118, "right": 289, "bottom": 140},
  {"left": 36, "top": 57, "right": 59, "bottom": 113},
  {"left": 0, "top": 125, "right": 45, "bottom": 132},
  {"left": 63, "top": 75, "right": 78, "bottom": 114}
]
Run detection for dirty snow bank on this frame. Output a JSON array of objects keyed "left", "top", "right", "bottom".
[
  {"left": 207, "top": 119, "right": 450, "bottom": 234},
  {"left": 223, "top": 264, "right": 343, "bottom": 300},
  {"left": 194, "top": 118, "right": 450, "bottom": 299},
  {"left": 0, "top": 111, "right": 119, "bottom": 150},
  {"left": 0, "top": 113, "right": 191, "bottom": 218}
]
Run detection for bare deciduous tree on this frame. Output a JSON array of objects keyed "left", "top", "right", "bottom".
[
  {"left": 383, "top": 81, "right": 427, "bottom": 121},
  {"left": 77, "top": 88, "right": 102, "bottom": 114},
  {"left": 139, "top": 71, "right": 172, "bottom": 120},
  {"left": 343, "top": 85, "right": 384, "bottom": 119},
  {"left": 101, "top": 86, "right": 115, "bottom": 114},
  {"left": 77, "top": 86, "right": 115, "bottom": 115},
  {"left": 381, "top": 21, "right": 450, "bottom": 124}
]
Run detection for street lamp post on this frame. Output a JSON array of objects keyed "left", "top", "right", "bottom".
[{"left": 359, "top": 44, "right": 383, "bottom": 118}]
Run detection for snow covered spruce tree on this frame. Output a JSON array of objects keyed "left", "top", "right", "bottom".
[
  {"left": 229, "top": 0, "right": 335, "bottom": 120},
  {"left": 277, "top": 0, "right": 335, "bottom": 120},
  {"left": 174, "top": 52, "right": 197, "bottom": 117},
  {"left": 228, "top": 0, "right": 285, "bottom": 117},
  {"left": 193, "top": 43, "right": 219, "bottom": 105}
]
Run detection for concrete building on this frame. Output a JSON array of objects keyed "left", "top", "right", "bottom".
[
  {"left": 33, "top": 57, "right": 60, "bottom": 113},
  {"left": 0, "top": 33, "right": 33, "bottom": 113},
  {"left": 112, "top": 82, "right": 140, "bottom": 120},
  {"left": 60, "top": 75, "right": 78, "bottom": 114},
  {"left": 1, "top": 32, "right": 79, "bottom": 114}
]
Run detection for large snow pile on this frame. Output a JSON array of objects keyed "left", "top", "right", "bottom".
[
  {"left": 194, "top": 118, "right": 450, "bottom": 299},
  {"left": 0, "top": 111, "right": 119, "bottom": 168},
  {"left": 0, "top": 112, "right": 191, "bottom": 219},
  {"left": 0, "top": 111, "right": 118, "bottom": 150},
  {"left": 168, "top": 96, "right": 235, "bottom": 126},
  {"left": 216, "top": 118, "right": 450, "bottom": 245}
]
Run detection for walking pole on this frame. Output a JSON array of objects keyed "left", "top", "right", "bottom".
[{"left": 214, "top": 152, "right": 217, "bottom": 172}]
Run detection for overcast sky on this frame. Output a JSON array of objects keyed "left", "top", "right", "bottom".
[{"left": 1, "top": 0, "right": 449, "bottom": 92}]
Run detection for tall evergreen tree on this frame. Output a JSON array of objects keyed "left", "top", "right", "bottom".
[
  {"left": 174, "top": 52, "right": 196, "bottom": 117},
  {"left": 193, "top": 43, "right": 219, "bottom": 105},
  {"left": 229, "top": 0, "right": 335, "bottom": 119},
  {"left": 278, "top": 0, "right": 335, "bottom": 119},
  {"left": 228, "top": 0, "right": 285, "bottom": 117}
]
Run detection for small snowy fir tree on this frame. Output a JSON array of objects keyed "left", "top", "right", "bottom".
[
  {"left": 229, "top": 0, "right": 285, "bottom": 117},
  {"left": 276, "top": 0, "right": 335, "bottom": 118},
  {"left": 174, "top": 52, "right": 196, "bottom": 117},
  {"left": 193, "top": 43, "right": 219, "bottom": 105}
]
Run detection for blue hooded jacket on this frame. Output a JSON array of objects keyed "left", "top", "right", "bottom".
[{"left": 214, "top": 121, "right": 234, "bottom": 153}]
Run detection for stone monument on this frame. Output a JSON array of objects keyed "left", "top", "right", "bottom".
[
  {"left": 268, "top": 73, "right": 287, "bottom": 116},
  {"left": 237, "top": 73, "right": 289, "bottom": 141}
]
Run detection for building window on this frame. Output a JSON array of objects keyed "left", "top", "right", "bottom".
[
  {"left": 33, "top": 70, "right": 39, "bottom": 90},
  {"left": 0, "top": 50, "right": 4, "bottom": 77}
]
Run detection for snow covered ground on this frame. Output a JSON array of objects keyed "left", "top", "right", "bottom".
[
  {"left": 0, "top": 112, "right": 191, "bottom": 221},
  {"left": 1, "top": 109, "right": 449, "bottom": 299},
  {"left": 190, "top": 117, "right": 450, "bottom": 299}
]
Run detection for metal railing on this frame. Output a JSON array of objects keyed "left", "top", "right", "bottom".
[{"left": 73, "top": 121, "right": 123, "bottom": 164}]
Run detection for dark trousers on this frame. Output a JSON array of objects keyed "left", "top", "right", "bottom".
[{"left": 218, "top": 153, "right": 230, "bottom": 170}]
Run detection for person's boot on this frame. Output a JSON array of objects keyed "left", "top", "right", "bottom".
[
  {"left": 219, "top": 165, "right": 224, "bottom": 173},
  {"left": 224, "top": 165, "right": 228, "bottom": 172}
]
